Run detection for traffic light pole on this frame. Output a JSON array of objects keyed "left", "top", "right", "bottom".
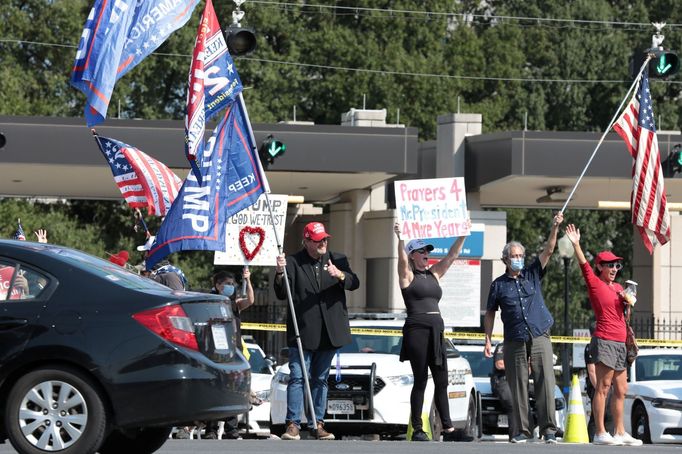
[{"left": 559, "top": 56, "right": 651, "bottom": 214}]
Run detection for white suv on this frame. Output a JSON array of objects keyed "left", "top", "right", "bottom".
[{"left": 269, "top": 316, "right": 477, "bottom": 440}]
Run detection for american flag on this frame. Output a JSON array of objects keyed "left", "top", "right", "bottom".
[
  {"left": 613, "top": 72, "right": 671, "bottom": 253},
  {"left": 13, "top": 219, "right": 25, "bottom": 241},
  {"left": 94, "top": 135, "right": 182, "bottom": 216}
]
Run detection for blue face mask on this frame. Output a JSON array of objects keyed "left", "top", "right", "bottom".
[
  {"left": 510, "top": 258, "right": 524, "bottom": 272},
  {"left": 221, "top": 284, "right": 235, "bottom": 297}
]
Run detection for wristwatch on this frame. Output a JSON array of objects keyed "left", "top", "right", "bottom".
[{"left": 338, "top": 272, "right": 346, "bottom": 282}]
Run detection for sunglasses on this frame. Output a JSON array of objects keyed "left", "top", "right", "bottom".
[
  {"left": 601, "top": 262, "right": 623, "bottom": 270},
  {"left": 413, "top": 248, "right": 429, "bottom": 254},
  {"left": 310, "top": 237, "right": 328, "bottom": 244}
]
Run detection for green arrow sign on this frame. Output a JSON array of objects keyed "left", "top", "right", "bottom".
[
  {"left": 657, "top": 54, "right": 672, "bottom": 74},
  {"left": 268, "top": 141, "right": 285, "bottom": 157}
]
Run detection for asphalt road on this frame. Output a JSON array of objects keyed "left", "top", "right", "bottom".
[{"left": 0, "top": 438, "right": 675, "bottom": 454}]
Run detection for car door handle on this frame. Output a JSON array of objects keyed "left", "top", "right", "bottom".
[{"left": 0, "top": 319, "right": 28, "bottom": 329}]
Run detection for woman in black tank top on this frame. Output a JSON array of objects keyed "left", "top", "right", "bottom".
[{"left": 393, "top": 221, "right": 470, "bottom": 441}]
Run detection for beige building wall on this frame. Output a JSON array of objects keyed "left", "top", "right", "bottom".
[{"left": 633, "top": 212, "right": 682, "bottom": 323}]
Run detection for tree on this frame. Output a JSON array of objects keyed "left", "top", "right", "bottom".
[{"left": 0, "top": 0, "right": 672, "bottom": 304}]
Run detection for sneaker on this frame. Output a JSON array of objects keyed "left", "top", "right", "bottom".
[
  {"left": 174, "top": 427, "right": 190, "bottom": 439},
  {"left": 315, "top": 422, "right": 335, "bottom": 440},
  {"left": 411, "top": 430, "right": 430, "bottom": 441},
  {"left": 593, "top": 432, "right": 620, "bottom": 445},
  {"left": 544, "top": 433, "right": 557, "bottom": 444},
  {"left": 222, "top": 430, "right": 242, "bottom": 440},
  {"left": 613, "top": 432, "right": 643, "bottom": 446},
  {"left": 281, "top": 422, "right": 300, "bottom": 441},
  {"left": 510, "top": 433, "right": 529, "bottom": 443}
]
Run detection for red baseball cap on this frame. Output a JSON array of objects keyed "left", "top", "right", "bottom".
[
  {"left": 108, "top": 250, "right": 129, "bottom": 267},
  {"left": 303, "top": 222, "right": 331, "bottom": 242},
  {"left": 595, "top": 250, "right": 623, "bottom": 265}
]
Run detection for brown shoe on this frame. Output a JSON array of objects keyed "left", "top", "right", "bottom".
[
  {"left": 281, "top": 421, "right": 300, "bottom": 440},
  {"left": 316, "top": 421, "right": 335, "bottom": 440}
]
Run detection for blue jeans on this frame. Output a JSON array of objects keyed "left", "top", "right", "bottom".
[{"left": 286, "top": 347, "right": 337, "bottom": 428}]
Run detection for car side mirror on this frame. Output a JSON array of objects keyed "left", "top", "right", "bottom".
[
  {"left": 266, "top": 356, "right": 277, "bottom": 367},
  {"left": 447, "top": 348, "right": 461, "bottom": 359}
]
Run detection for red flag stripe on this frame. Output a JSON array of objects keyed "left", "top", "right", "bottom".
[{"left": 613, "top": 75, "right": 670, "bottom": 253}]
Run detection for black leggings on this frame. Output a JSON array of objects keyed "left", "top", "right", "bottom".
[{"left": 403, "top": 326, "right": 452, "bottom": 431}]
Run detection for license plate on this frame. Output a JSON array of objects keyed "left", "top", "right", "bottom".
[
  {"left": 211, "top": 325, "right": 229, "bottom": 350},
  {"left": 327, "top": 400, "right": 355, "bottom": 415},
  {"left": 498, "top": 414, "right": 508, "bottom": 427}
]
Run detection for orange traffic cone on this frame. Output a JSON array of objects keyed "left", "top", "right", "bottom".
[{"left": 562, "top": 374, "right": 589, "bottom": 443}]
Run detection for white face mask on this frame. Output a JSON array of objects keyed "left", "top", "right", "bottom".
[
  {"left": 221, "top": 284, "right": 235, "bottom": 297},
  {"left": 510, "top": 258, "right": 524, "bottom": 272}
]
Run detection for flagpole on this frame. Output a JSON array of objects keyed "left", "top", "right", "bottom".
[
  {"left": 559, "top": 57, "right": 652, "bottom": 214},
  {"left": 238, "top": 94, "right": 319, "bottom": 436}
]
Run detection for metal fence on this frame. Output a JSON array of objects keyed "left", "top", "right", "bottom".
[
  {"left": 243, "top": 290, "right": 682, "bottom": 363},
  {"left": 240, "top": 289, "right": 288, "bottom": 362},
  {"left": 554, "top": 312, "right": 682, "bottom": 341},
  {"left": 630, "top": 316, "right": 682, "bottom": 341}
]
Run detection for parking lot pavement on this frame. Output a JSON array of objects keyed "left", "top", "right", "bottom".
[
  {"left": 0, "top": 437, "right": 674, "bottom": 453},
  {"left": 158, "top": 439, "right": 682, "bottom": 452}
]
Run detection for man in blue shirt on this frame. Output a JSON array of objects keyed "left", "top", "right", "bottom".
[{"left": 483, "top": 212, "right": 563, "bottom": 444}]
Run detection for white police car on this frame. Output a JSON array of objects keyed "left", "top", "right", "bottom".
[
  {"left": 625, "top": 348, "right": 682, "bottom": 444},
  {"left": 269, "top": 316, "right": 476, "bottom": 440}
]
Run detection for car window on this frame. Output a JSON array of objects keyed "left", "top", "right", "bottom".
[
  {"left": 0, "top": 261, "right": 50, "bottom": 301},
  {"left": 458, "top": 349, "right": 493, "bottom": 378},
  {"left": 40, "top": 246, "right": 168, "bottom": 291},
  {"left": 341, "top": 326, "right": 402, "bottom": 354},
  {"left": 247, "top": 346, "right": 271, "bottom": 374},
  {"left": 340, "top": 326, "right": 462, "bottom": 356},
  {"left": 636, "top": 354, "right": 682, "bottom": 381}
]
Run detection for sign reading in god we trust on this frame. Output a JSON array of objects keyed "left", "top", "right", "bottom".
[
  {"left": 394, "top": 177, "right": 470, "bottom": 240},
  {"left": 214, "top": 194, "right": 288, "bottom": 266}
]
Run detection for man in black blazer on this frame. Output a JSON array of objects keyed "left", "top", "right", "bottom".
[{"left": 274, "top": 222, "right": 360, "bottom": 441}]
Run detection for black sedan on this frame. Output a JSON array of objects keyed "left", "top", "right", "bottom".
[{"left": 0, "top": 240, "right": 250, "bottom": 454}]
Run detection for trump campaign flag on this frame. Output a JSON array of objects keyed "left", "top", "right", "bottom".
[
  {"left": 614, "top": 72, "right": 671, "bottom": 253},
  {"left": 146, "top": 95, "right": 268, "bottom": 270},
  {"left": 93, "top": 134, "right": 182, "bottom": 216},
  {"left": 185, "top": 0, "right": 242, "bottom": 183},
  {"left": 71, "top": 0, "right": 200, "bottom": 127}
]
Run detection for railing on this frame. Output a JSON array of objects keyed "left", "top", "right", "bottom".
[
  {"left": 630, "top": 316, "right": 682, "bottom": 341},
  {"left": 241, "top": 289, "right": 288, "bottom": 362},
  {"left": 554, "top": 312, "right": 682, "bottom": 342},
  {"left": 243, "top": 290, "right": 682, "bottom": 362}
]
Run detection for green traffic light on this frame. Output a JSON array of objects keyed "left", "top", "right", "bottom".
[
  {"left": 649, "top": 50, "right": 680, "bottom": 78},
  {"left": 656, "top": 54, "right": 672, "bottom": 74},
  {"left": 675, "top": 150, "right": 682, "bottom": 167},
  {"left": 267, "top": 140, "right": 286, "bottom": 158}
]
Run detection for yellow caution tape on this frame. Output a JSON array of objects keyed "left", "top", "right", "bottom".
[
  {"left": 241, "top": 322, "right": 287, "bottom": 332},
  {"left": 240, "top": 322, "right": 682, "bottom": 347}
]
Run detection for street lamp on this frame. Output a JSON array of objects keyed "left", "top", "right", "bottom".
[{"left": 557, "top": 234, "right": 575, "bottom": 399}]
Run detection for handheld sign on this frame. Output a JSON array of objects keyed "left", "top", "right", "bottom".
[
  {"left": 214, "top": 194, "right": 288, "bottom": 266},
  {"left": 394, "top": 177, "right": 470, "bottom": 240}
]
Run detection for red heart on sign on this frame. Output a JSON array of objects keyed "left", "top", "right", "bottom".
[{"left": 239, "top": 226, "right": 266, "bottom": 261}]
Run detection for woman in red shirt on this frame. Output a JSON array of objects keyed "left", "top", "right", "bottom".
[{"left": 565, "top": 224, "right": 641, "bottom": 446}]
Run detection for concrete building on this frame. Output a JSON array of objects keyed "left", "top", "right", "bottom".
[{"left": 1, "top": 112, "right": 681, "bottom": 325}]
